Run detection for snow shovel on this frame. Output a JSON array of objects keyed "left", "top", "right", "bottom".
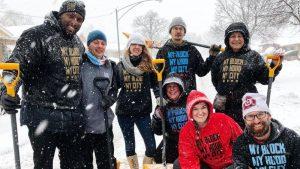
[
  {"left": 187, "top": 41, "right": 225, "bottom": 52},
  {"left": 265, "top": 54, "right": 281, "bottom": 106},
  {"left": 93, "top": 77, "right": 116, "bottom": 169},
  {"left": 143, "top": 59, "right": 173, "bottom": 169},
  {"left": 0, "top": 63, "right": 21, "bottom": 169}
]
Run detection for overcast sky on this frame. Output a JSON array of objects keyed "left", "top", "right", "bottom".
[{"left": 2, "top": 0, "right": 217, "bottom": 48}]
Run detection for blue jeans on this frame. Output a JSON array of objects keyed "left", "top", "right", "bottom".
[{"left": 117, "top": 114, "right": 156, "bottom": 157}]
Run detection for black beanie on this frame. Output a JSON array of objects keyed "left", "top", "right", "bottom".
[
  {"left": 58, "top": 0, "right": 86, "bottom": 19},
  {"left": 224, "top": 22, "right": 250, "bottom": 48}
]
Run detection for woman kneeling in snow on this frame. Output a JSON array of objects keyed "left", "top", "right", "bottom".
[{"left": 174, "top": 90, "right": 242, "bottom": 169}]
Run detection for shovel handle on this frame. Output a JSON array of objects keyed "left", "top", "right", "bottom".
[
  {"left": 265, "top": 54, "right": 281, "bottom": 78},
  {"left": 152, "top": 59, "right": 165, "bottom": 82},
  {"left": 187, "top": 42, "right": 225, "bottom": 52},
  {"left": 0, "top": 63, "right": 20, "bottom": 97},
  {"left": 93, "top": 77, "right": 110, "bottom": 95}
]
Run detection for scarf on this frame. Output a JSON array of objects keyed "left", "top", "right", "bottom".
[
  {"left": 120, "top": 55, "right": 144, "bottom": 76},
  {"left": 86, "top": 51, "right": 107, "bottom": 66}
]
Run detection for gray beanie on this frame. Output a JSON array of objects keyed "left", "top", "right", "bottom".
[
  {"left": 126, "top": 33, "right": 145, "bottom": 49},
  {"left": 169, "top": 17, "right": 186, "bottom": 33}
]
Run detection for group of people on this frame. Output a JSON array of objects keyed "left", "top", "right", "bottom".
[{"left": 0, "top": 0, "right": 299, "bottom": 169}]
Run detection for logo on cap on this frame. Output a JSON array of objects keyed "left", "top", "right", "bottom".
[
  {"left": 66, "top": 2, "right": 76, "bottom": 11},
  {"left": 243, "top": 96, "right": 256, "bottom": 110}
]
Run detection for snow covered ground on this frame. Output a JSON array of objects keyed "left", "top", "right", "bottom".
[{"left": 0, "top": 60, "right": 299, "bottom": 169}]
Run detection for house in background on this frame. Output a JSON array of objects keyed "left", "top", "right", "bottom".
[
  {"left": 276, "top": 26, "right": 300, "bottom": 61},
  {"left": 0, "top": 24, "right": 36, "bottom": 61},
  {"left": 0, "top": 23, "right": 17, "bottom": 61}
]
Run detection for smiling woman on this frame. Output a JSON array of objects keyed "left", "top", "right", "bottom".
[
  {"left": 210, "top": 22, "right": 283, "bottom": 129},
  {"left": 175, "top": 90, "right": 242, "bottom": 169}
]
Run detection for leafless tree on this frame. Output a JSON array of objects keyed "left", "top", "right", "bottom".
[
  {"left": 211, "top": 0, "right": 288, "bottom": 43},
  {"left": 275, "top": 0, "right": 300, "bottom": 25},
  {"left": 132, "top": 10, "right": 169, "bottom": 42}
]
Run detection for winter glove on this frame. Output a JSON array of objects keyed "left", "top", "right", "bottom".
[
  {"left": 101, "top": 95, "right": 115, "bottom": 111},
  {"left": 156, "top": 97, "right": 167, "bottom": 106},
  {"left": 209, "top": 44, "right": 222, "bottom": 57},
  {"left": 213, "top": 94, "right": 226, "bottom": 112},
  {"left": 0, "top": 92, "right": 21, "bottom": 114}
]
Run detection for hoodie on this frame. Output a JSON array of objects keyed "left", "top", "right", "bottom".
[
  {"left": 152, "top": 75, "right": 188, "bottom": 142},
  {"left": 178, "top": 90, "right": 242, "bottom": 169},
  {"left": 233, "top": 119, "right": 300, "bottom": 168},
  {"left": 155, "top": 40, "right": 215, "bottom": 95},
  {"left": 6, "top": 11, "right": 85, "bottom": 132}
]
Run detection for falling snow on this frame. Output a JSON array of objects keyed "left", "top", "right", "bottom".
[
  {"left": 67, "top": 90, "right": 77, "bottom": 98},
  {"left": 85, "top": 104, "right": 94, "bottom": 111},
  {"left": 0, "top": 60, "right": 299, "bottom": 169},
  {"left": 34, "top": 120, "right": 49, "bottom": 136},
  {"left": 61, "top": 84, "right": 69, "bottom": 93},
  {"left": 30, "top": 41, "right": 36, "bottom": 49}
]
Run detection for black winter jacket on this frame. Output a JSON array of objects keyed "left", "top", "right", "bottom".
[
  {"left": 155, "top": 40, "right": 215, "bottom": 95},
  {"left": 211, "top": 49, "right": 281, "bottom": 100},
  {"left": 7, "top": 11, "right": 85, "bottom": 132},
  {"left": 115, "top": 59, "right": 156, "bottom": 116},
  {"left": 233, "top": 119, "right": 300, "bottom": 168}
]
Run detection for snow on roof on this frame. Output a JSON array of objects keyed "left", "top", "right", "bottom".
[{"left": 5, "top": 25, "right": 36, "bottom": 38}]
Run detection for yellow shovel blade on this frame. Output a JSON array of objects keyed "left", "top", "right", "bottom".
[{"left": 143, "top": 164, "right": 173, "bottom": 169}]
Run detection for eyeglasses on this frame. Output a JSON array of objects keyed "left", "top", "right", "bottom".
[{"left": 244, "top": 112, "right": 267, "bottom": 121}]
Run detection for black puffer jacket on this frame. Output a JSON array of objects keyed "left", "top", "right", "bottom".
[
  {"left": 233, "top": 119, "right": 300, "bottom": 168},
  {"left": 7, "top": 11, "right": 85, "bottom": 132},
  {"left": 155, "top": 40, "right": 215, "bottom": 95}
]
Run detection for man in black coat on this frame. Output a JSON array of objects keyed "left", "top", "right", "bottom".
[
  {"left": 155, "top": 17, "right": 216, "bottom": 99},
  {"left": 0, "top": 0, "right": 86, "bottom": 168},
  {"left": 233, "top": 93, "right": 300, "bottom": 168}
]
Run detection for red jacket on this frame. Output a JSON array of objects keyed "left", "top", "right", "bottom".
[{"left": 178, "top": 90, "right": 242, "bottom": 169}]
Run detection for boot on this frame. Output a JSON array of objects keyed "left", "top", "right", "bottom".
[
  {"left": 143, "top": 155, "right": 155, "bottom": 165},
  {"left": 127, "top": 154, "right": 139, "bottom": 169}
]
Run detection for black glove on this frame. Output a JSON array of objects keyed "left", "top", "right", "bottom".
[
  {"left": 0, "top": 93, "right": 21, "bottom": 114},
  {"left": 101, "top": 95, "right": 115, "bottom": 111},
  {"left": 209, "top": 44, "right": 221, "bottom": 57}
]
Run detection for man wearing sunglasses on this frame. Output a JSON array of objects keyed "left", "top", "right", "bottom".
[{"left": 233, "top": 93, "right": 300, "bottom": 168}]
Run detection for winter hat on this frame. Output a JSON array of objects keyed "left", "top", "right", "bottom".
[
  {"left": 58, "top": 0, "right": 86, "bottom": 19},
  {"left": 242, "top": 93, "right": 270, "bottom": 118},
  {"left": 169, "top": 17, "right": 186, "bottom": 33},
  {"left": 162, "top": 75, "right": 185, "bottom": 100},
  {"left": 87, "top": 30, "right": 107, "bottom": 46},
  {"left": 186, "top": 90, "right": 213, "bottom": 120},
  {"left": 224, "top": 22, "right": 250, "bottom": 48},
  {"left": 126, "top": 33, "right": 146, "bottom": 49}
]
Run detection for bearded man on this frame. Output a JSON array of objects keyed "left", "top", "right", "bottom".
[{"left": 233, "top": 93, "right": 300, "bottom": 168}]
